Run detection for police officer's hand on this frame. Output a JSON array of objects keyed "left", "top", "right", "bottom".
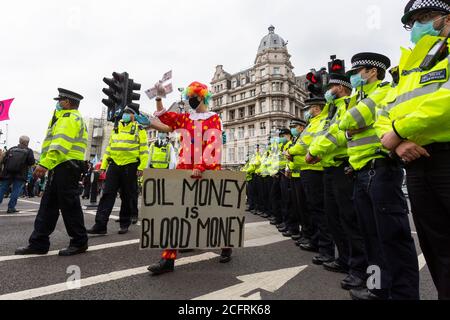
[
  {"left": 33, "top": 165, "right": 47, "bottom": 179},
  {"left": 381, "top": 131, "right": 403, "bottom": 150},
  {"left": 395, "top": 141, "right": 430, "bottom": 163},
  {"left": 191, "top": 169, "right": 202, "bottom": 179},
  {"left": 137, "top": 170, "right": 144, "bottom": 177},
  {"left": 305, "top": 152, "right": 320, "bottom": 164}
]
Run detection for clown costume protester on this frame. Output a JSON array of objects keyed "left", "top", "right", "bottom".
[{"left": 146, "top": 81, "right": 232, "bottom": 275}]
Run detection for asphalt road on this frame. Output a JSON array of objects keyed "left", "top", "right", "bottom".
[{"left": 0, "top": 196, "right": 438, "bottom": 300}]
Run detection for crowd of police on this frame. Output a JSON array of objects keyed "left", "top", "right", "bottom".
[
  {"left": 242, "top": 0, "right": 450, "bottom": 300},
  {"left": 8, "top": 0, "right": 450, "bottom": 301}
]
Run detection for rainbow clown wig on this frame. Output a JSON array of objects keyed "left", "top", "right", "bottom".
[{"left": 183, "top": 81, "right": 212, "bottom": 105}]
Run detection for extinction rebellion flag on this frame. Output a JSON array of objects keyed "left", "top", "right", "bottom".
[{"left": 0, "top": 99, "right": 14, "bottom": 122}]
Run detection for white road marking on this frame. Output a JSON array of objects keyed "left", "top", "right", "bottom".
[
  {"left": 193, "top": 265, "right": 308, "bottom": 300},
  {"left": 418, "top": 254, "right": 427, "bottom": 271},
  {"left": 0, "top": 214, "right": 37, "bottom": 218},
  {"left": 0, "top": 222, "right": 286, "bottom": 263},
  {"left": 0, "top": 252, "right": 219, "bottom": 300},
  {"left": 17, "top": 199, "right": 41, "bottom": 205},
  {"left": 0, "top": 240, "right": 140, "bottom": 263}
]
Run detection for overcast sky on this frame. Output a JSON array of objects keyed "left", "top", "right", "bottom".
[{"left": 1, "top": 0, "right": 410, "bottom": 151}]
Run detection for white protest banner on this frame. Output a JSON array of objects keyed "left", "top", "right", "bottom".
[
  {"left": 162, "top": 70, "right": 172, "bottom": 82},
  {"left": 140, "top": 169, "right": 246, "bottom": 250}
]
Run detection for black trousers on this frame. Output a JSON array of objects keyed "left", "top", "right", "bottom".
[
  {"left": 406, "top": 145, "right": 450, "bottom": 300},
  {"left": 301, "top": 170, "right": 334, "bottom": 258},
  {"left": 29, "top": 161, "right": 87, "bottom": 251},
  {"left": 270, "top": 175, "right": 282, "bottom": 222},
  {"left": 262, "top": 176, "right": 272, "bottom": 215},
  {"left": 324, "top": 165, "right": 367, "bottom": 279},
  {"left": 246, "top": 178, "right": 256, "bottom": 210},
  {"left": 354, "top": 164, "right": 419, "bottom": 300},
  {"left": 280, "top": 174, "right": 298, "bottom": 233},
  {"left": 292, "top": 177, "right": 313, "bottom": 239},
  {"left": 95, "top": 162, "right": 138, "bottom": 229},
  {"left": 255, "top": 175, "right": 265, "bottom": 212}
]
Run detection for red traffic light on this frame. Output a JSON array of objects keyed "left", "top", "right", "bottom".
[
  {"left": 331, "top": 63, "right": 343, "bottom": 72},
  {"left": 306, "top": 72, "right": 318, "bottom": 84}
]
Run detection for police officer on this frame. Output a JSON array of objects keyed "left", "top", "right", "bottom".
[
  {"left": 15, "top": 88, "right": 88, "bottom": 256},
  {"left": 286, "top": 119, "right": 309, "bottom": 243},
  {"left": 378, "top": 0, "right": 450, "bottom": 300},
  {"left": 149, "top": 132, "right": 176, "bottom": 169},
  {"left": 274, "top": 129, "right": 298, "bottom": 238},
  {"left": 242, "top": 145, "right": 260, "bottom": 213},
  {"left": 291, "top": 98, "right": 335, "bottom": 265},
  {"left": 340, "top": 53, "right": 419, "bottom": 300},
  {"left": 88, "top": 105, "right": 149, "bottom": 235},
  {"left": 307, "top": 74, "right": 367, "bottom": 290}
]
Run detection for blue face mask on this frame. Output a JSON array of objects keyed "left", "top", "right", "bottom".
[
  {"left": 55, "top": 102, "right": 63, "bottom": 111},
  {"left": 410, "top": 18, "right": 444, "bottom": 44},
  {"left": 324, "top": 89, "right": 337, "bottom": 103},
  {"left": 304, "top": 111, "right": 312, "bottom": 122},
  {"left": 271, "top": 137, "right": 280, "bottom": 144},
  {"left": 290, "top": 128, "right": 299, "bottom": 137},
  {"left": 350, "top": 73, "right": 367, "bottom": 88},
  {"left": 122, "top": 113, "right": 132, "bottom": 123},
  {"left": 279, "top": 137, "right": 288, "bottom": 144}
]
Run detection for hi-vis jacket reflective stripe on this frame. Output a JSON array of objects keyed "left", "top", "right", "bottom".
[
  {"left": 101, "top": 121, "right": 149, "bottom": 171},
  {"left": 339, "top": 80, "right": 391, "bottom": 171},
  {"left": 149, "top": 143, "right": 171, "bottom": 169},
  {"left": 40, "top": 109, "right": 88, "bottom": 170},
  {"left": 271, "top": 140, "right": 293, "bottom": 172},
  {"left": 375, "top": 35, "right": 450, "bottom": 146},
  {"left": 241, "top": 160, "right": 253, "bottom": 182},
  {"left": 289, "top": 108, "right": 328, "bottom": 172},
  {"left": 309, "top": 96, "right": 351, "bottom": 168},
  {"left": 255, "top": 151, "right": 272, "bottom": 177}
]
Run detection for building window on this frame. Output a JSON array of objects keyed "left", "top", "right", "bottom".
[
  {"left": 273, "top": 99, "right": 284, "bottom": 111},
  {"left": 251, "top": 74, "right": 256, "bottom": 82},
  {"left": 248, "top": 125, "right": 255, "bottom": 137},
  {"left": 273, "top": 67, "right": 281, "bottom": 75},
  {"left": 242, "top": 78, "right": 246, "bottom": 85},
  {"left": 238, "top": 108, "right": 245, "bottom": 119},
  {"left": 272, "top": 82, "right": 283, "bottom": 92},
  {"left": 295, "top": 106, "right": 300, "bottom": 118},
  {"left": 238, "top": 147, "right": 245, "bottom": 162},
  {"left": 228, "top": 148, "right": 236, "bottom": 163},
  {"left": 260, "top": 84, "right": 267, "bottom": 93},
  {"left": 248, "top": 145, "right": 256, "bottom": 156},
  {"left": 290, "top": 103, "right": 294, "bottom": 114},
  {"left": 241, "top": 92, "right": 246, "bottom": 100},
  {"left": 248, "top": 105, "right": 255, "bottom": 117},
  {"left": 238, "top": 127, "right": 245, "bottom": 139},
  {"left": 260, "top": 122, "right": 267, "bottom": 135},
  {"left": 232, "top": 80, "right": 237, "bottom": 88},
  {"left": 231, "top": 95, "right": 236, "bottom": 103},
  {"left": 260, "top": 68, "right": 266, "bottom": 77},
  {"left": 229, "top": 128, "right": 235, "bottom": 141},
  {"left": 260, "top": 100, "right": 267, "bottom": 113},
  {"left": 250, "top": 90, "right": 256, "bottom": 97},
  {"left": 229, "top": 110, "right": 235, "bottom": 121}
]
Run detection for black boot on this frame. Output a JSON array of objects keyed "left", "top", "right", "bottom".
[
  {"left": 148, "top": 259, "right": 175, "bottom": 275},
  {"left": 219, "top": 248, "right": 232, "bottom": 263},
  {"left": 87, "top": 225, "right": 107, "bottom": 235}
]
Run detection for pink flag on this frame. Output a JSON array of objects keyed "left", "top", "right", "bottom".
[{"left": 0, "top": 99, "right": 14, "bottom": 121}]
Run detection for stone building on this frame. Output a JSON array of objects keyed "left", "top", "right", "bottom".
[{"left": 210, "top": 25, "right": 308, "bottom": 169}]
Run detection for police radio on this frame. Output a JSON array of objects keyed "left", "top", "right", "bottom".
[{"left": 420, "top": 32, "right": 450, "bottom": 71}]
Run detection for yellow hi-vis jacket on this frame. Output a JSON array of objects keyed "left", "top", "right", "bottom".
[
  {"left": 40, "top": 109, "right": 88, "bottom": 170},
  {"left": 288, "top": 109, "right": 328, "bottom": 172},
  {"left": 375, "top": 35, "right": 450, "bottom": 145},
  {"left": 101, "top": 121, "right": 149, "bottom": 171},
  {"left": 309, "top": 96, "right": 351, "bottom": 168},
  {"left": 339, "top": 80, "right": 391, "bottom": 170},
  {"left": 271, "top": 140, "right": 293, "bottom": 173},
  {"left": 149, "top": 143, "right": 172, "bottom": 169}
]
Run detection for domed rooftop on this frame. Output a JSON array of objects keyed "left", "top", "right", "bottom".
[{"left": 257, "top": 25, "right": 287, "bottom": 54}]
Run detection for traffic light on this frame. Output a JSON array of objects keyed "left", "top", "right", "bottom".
[
  {"left": 328, "top": 55, "right": 346, "bottom": 75},
  {"left": 306, "top": 67, "right": 328, "bottom": 98},
  {"left": 127, "top": 79, "right": 141, "bottom": 112},
  {"left": 102, "top": 72, "right": 141, "bottom": 123},
  {"left": 102, "top": 72, "right": 128, "bottom": 122}
]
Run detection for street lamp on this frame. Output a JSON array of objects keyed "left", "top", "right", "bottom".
[{"left": 177, "top": 88, "right": 185, "bottom": 113}]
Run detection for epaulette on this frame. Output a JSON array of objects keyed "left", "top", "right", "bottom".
[
  {"left": 63, "top": 113, "right": 71, "bottom": 118},
  {"left": 378, "top": 81, "right": 390, "bottom": 88}
]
